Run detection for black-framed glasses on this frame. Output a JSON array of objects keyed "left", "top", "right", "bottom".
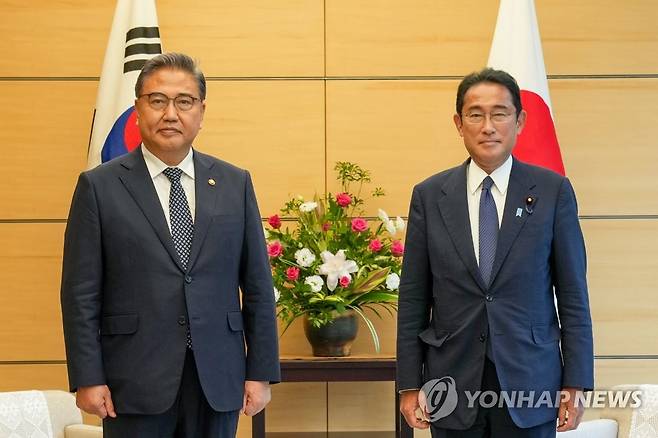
[{"left": 138, "top": 92, "right": 201, "bottom": 111}]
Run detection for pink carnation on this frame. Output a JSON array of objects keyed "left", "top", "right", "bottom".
[
  {"left": 369, "top": 239, "right": 383, "bottom": 252},
  {"left": 286, "top": 266, "right": 300, "bottom": 282},
  {"left": 267, "top": 241, "right": 283, "bottom": 258},
  {"left": 336, "top": 192, "right": 352, "bottom": 207},
  {"left": 322, "top": 222, "right": 331, "bottom": 232},
  {"left": 339, "top": 275, "right": 351, "bottom": 288},
  {"left": 351, "top": 217, "right": 368, "bottom": 233},
  {"left": 268, "top": 214, "right": 282, "bottom": 229},
  {"left": 391, "top": 240, "right": 404, "bottom": 257}
]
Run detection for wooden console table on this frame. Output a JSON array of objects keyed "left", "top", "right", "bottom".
[{"left": 252, "top": 355, "right": 413, "bottom": 438}]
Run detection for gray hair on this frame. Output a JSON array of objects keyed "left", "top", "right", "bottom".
[{"left": 135, "top": 52, "right": 206, "bottom": 100}]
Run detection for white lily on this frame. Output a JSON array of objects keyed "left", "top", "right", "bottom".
[
  {"left": 385, "top": 219, "right": 397, "bottom": 235},
  {"left": 378, "top": 208, "right": 389, "bottom": 222},
  {"left": 273, "top": 286, "right": 281, "bottom": 302},
  {"left": 395, "top": 216, "right": 406, "bottom": 231},
  {"left": 318, "top": 250, "right": 358, "bottom": 291}
]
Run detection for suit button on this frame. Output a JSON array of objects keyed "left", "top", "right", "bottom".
[
  {"left": 185, "top": 275, "right": 193, "bottom": 284},
  {"left": 479, "top": 333, "right": 486, "bottom": 342},
  {"left": 178, "top": 316, "right": 186, "bottom": 326},
  {"left": 485, "top": 294, "right": 494, "bottom": 302}
]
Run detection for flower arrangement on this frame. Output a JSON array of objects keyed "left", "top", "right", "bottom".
[{"left": 265, "top": 162, "right": 405, "bottom": 352}]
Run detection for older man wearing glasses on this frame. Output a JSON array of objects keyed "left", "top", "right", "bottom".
[
  {"left": 61, "top": 52, "right": 280, "bottom": 438},
  {"left": 397, "top": 68, "right": 593, "bottom": 438}
]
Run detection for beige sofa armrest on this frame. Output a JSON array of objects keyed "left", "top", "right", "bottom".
[
  {"left": 42, "top": 390, "right": 83, "bottom": 438},
  {"left": 64, "top": 424, "right": 103, "bottom": 438}
]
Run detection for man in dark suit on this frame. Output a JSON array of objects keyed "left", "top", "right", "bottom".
[
  {"left": 61, "top": 53, "right": 280, "bottom": 437},
  {"left": 397, "top": 68, "right": 593, "bottom": 437}
]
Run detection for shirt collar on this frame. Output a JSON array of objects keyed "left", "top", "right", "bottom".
[
  {"left": 141, "top": 145, "right": 195, "bottom": 181},
  {"left": 467, "top": 154, "right": 513, "bottom": 195}
]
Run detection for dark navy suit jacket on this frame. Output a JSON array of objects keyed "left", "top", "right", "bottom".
[
  {"left": 61, "top": 147, "right": 280, "bottom": 414},
  {"left": 397, "top": 158, "right": 593, "bottom": 429}
]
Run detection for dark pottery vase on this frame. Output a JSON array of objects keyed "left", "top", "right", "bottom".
[{"left": 303, "top": 311, "right": 358, "bottom": 357}]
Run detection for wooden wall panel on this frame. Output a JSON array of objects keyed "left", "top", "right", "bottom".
[
  {"left": 0, "top": 81, "right": 94, "bottom": 219},
  {"left": 1, "top": 80, "right": 323, "bottom": 219},
  {"left": 326, "top": 79, "right": 658, "bottom": 216},
  {"left": 0, "top": 1, "right": 111, "bottom": 77},
  {"left": 325, "top": 0, "right": 498, "bottom": 76},
  {"left": 328, "top": 382, "right": 395, "bottom": 431},
  {"left": 554, "top": 79, "right": 658, "bottom": 216},
  {"left": 159, "top": 0, "right": 324, "bottom": 77},
  {"left": 0, "top": 1, "right": 323, "bottom": 78},
  {"left": 326, "top": 80, "right": 464, "bottom": 217},
  {"left": 538, "top": 0, "right": 658, "bottom": 75},
  {"left": 265, "top": 383, "right": 328, "bottom": 432},
  {"left": 326, "top": 0, "right": 658, "bottom": 76},
  {"left": 198, "top": 80, "right": 325, "bottom": 216},
  {"left": 0, "top": 364, "right": 68, "bottom": 392},
  {"left": 595, "top": 359, "right": 658, "bottom": 388},
  {"left": 0, "top": 224, "right": 65, "bottom": 361},
  {"left": 584, "top": 220, "right": 658, "bottom": 356}
]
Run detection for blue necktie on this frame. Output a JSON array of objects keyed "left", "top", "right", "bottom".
[
  {"left": 163, "top": 167, "right": 194, "bottom": 349},
  {"left": 479, "top": 176, "right": 498, "bottom": 287}
]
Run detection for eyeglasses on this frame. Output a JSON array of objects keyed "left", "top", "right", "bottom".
[
  {"left": 462, "top": 111, "right": 515, "bottom": 125},
  {"left": 138, "top": 92, "right": 201, "bottom": 111}
]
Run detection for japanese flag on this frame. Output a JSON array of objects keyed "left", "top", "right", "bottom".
[{"left": 488, "top": 0, "right": 565, "bottom": 175}]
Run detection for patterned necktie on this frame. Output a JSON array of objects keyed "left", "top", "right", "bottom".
[
  {"left": 479, "top": 176, "right": 498, "bottom": 287},
  {"left": 162, "top": 167, "right": 194, "bottom": 349},
  {"left": 162, "top": 167, "right": 194, "bottom": 269}
]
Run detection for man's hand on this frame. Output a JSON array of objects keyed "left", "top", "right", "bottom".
[
  {"left": 242, "top": 380, "right": 271, "bottom": 416},
  {"left": 557, "top": 387, "right": 585, "bottom": 432},
  {"left": 399, "top": 390, "right": 430, "bottom": 429},
  {"left": 76, "top": 385, "right": 116, "bottom": 419}
]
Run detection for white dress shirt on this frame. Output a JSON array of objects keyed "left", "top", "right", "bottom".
[
  {"left": 141, "top": 145, "right": 196, "bottom": 233},
  {"left": 466, "top": 155, "right": 513, "bottom": 266}
]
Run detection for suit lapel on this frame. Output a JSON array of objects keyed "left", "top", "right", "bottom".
[
  {"left": 437, "top": 161, "right": 488, "bottom": 292},
  {"left": 187, "top": 151, "right": 219, "bottom": 271},
  {"left": 118, "top": 148, "right": 185, "bottom": 272},
  {"left": 488, "top": 159, "right": 536, "bottom": 286}
]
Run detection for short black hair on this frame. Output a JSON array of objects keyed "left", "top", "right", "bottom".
[
  {"left": 456, "top": 68, "right": 522, "bottom": 117},
  {"left": 135, "top": 52, "right": 206, "bottom": 100}
]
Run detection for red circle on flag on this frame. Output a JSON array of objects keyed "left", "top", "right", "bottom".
[
  {"left": 123, "top": 110, "right": 142, "bottom": 152},
  {"left": 514, "top": 90, "right": 565, "bottom": 176}
]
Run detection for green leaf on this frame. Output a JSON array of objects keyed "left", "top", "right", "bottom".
[
  {"left": 352, "top": 267, "right": 390, "bottom": 293},
  {"left": 349, "top": 306, "right": 380, "bottom": 353},
  {"left": 350, "top": 291, "right": 398, "bottom": 305}
]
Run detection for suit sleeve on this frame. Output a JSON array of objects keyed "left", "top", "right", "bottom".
[
  {"left": 239, "top": 171, "right": 281, "bottom": 383},
  {"left": 552, "top": 178, "right": 594, "bottom": 391},
  {"left": 396, "top": 185, "right": 433, "bottom": 390},
  {"left": 60, "top": 172, "right": 106, "bottom": 392}
]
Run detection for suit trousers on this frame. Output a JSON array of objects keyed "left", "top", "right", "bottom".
[
  {"left": 431, "top": 359, "right": 556, "bottom": 438},
  {"left": 103, "top": 349, "right": 240, "bottom": 438}
]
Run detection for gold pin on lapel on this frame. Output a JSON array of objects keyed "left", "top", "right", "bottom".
[{"left": 208, "top": 178, "right": 216, "bottom": 186}]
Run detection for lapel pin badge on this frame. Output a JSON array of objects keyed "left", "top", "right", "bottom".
[
  {"left": 208, "top": 178, "right": 216, "bottom": 186},
  {"left": 516, "top": 208, "right": 523, "bottom": 218},
  {"left": 525, "top": 196, "right": 535, "bottom": 214}
]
